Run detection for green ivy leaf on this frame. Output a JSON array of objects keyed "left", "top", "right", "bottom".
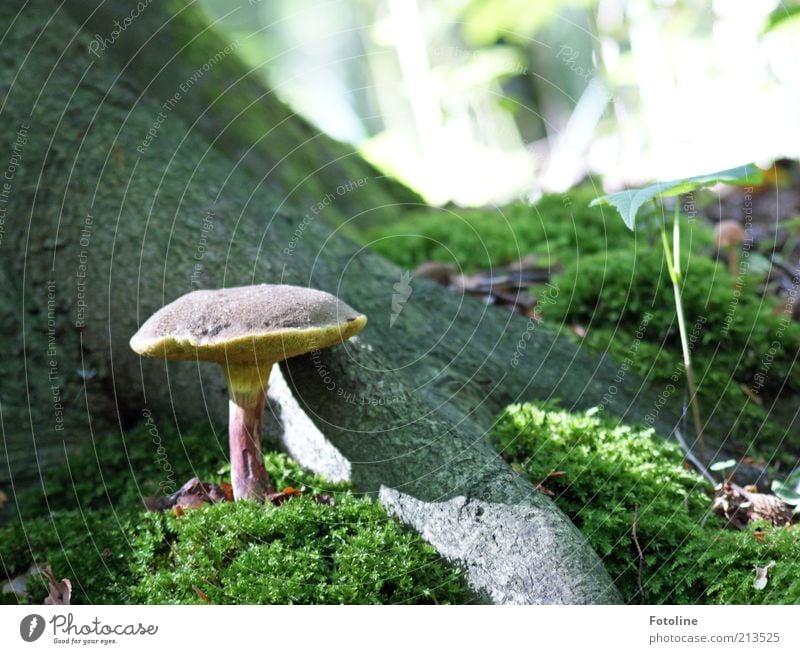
[
  {"left": 771, "top": 480, "right": 800, "bottom": 505},
  {"left": 764, "top": 5, "right": 800, "bottom": 33},
  {"left": 590, "top": 165, "right": 763, "bottom": 230}
]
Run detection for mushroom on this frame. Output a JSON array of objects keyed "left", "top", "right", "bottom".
[
  {"left": 130, "top": 284, "right": 367, "bottom": 502},
  {"left": 714, "top": 220, "right": 746, "bottom": 277}
]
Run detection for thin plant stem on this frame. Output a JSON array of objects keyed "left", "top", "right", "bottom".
[
  {"left": 673, "top": 199, "right": 681, "bottom": 267},
  {"left": 657, "top": 201, "right": 705, "bottom": 460}
]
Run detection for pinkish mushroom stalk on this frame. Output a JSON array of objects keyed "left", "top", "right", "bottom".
[{"left": 224, "top": 364, "right": 274, "bottom": 501}]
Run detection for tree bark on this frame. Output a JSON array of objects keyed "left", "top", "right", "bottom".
[{"left": 0, "top": 0, "right": 678, "bottom": 603}]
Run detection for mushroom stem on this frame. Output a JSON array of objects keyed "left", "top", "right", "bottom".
[
  {"left": 727, "top": 247, "right": 739, "bottom": 277},
  {"left": 225, "top": 364, "right": 275, "bottom": 502}
]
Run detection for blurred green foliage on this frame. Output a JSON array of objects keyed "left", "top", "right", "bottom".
[{"left": 460, "top": 0, "right": 595, "bottom": 45}]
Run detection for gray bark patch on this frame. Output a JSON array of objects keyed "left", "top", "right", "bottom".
[{"left": 380, "top": 487, "right": 621, "bottom": 605}]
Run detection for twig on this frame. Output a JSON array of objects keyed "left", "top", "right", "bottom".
[
  {"left": 632, "top": 502, "right": 645, "bottom": 605},
  {"left": 673, "top": 429, "right": 715, "bottom": 484}
]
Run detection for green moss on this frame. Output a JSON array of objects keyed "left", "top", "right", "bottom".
[
  {"left": 0, "top": 496, "right": 470, "bottom": 605},
  {"left": 2, "top": 422, "right": 471, "bottom": 605},
  {"left": 494, "top": 402, "right": 800, "bottom": 604},
  {"left": 549, "top": 247, "right": 800, "bottom": 389},
  {"left": 130, "top": 497, "right": 468, "bottom": 604},
  {"left": 361, "top": 185, "right": 634, "bottom": 272},
  {"left": 685, "top": 522, "right": 800, "bottom": 604},
  {"left": 0, "top": 510, "right": 135, "bottom": 604},
  {"left": 546, "top": 248, "right": 800, "bottom": 455}
]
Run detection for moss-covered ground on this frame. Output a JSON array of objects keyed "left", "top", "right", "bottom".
[
  {"left": 0, "top": 424, "right": 470, "bottom": 604},
  {"left": 494, "top": 403, "right": 800, "bottom": 604},
  {"left": 361, "top": 183, "right": 800, "bottom": 604},
  {"left": 362, "top": 184, "right": 800, "bottom": 461}
]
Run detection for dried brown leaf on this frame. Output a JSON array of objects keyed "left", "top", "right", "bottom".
[
  {"left": 41, "top": 567, "right": 72, "bottom": 605},
  {"left": 144, "top": 477, "right": 228, "bottom": 512},
  {"left": 220, "top": 481, "right": 234, "bottom": 502},
  {"left": 192, "top": 585, "right": 212, "bottom": 604},
  {"left": 265, "top": 486, "right": 304, "bottom": 506}
]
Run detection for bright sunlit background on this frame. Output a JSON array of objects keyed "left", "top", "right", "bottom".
[{"left": 199, "top": 0, "right": 800, "bottom": 205}]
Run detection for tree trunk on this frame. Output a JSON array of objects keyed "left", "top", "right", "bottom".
[{"left": 0, "top": 0, "right": 677, "bottom": 603}]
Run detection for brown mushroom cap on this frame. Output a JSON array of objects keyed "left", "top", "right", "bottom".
[
  {"left": 714, "top": 220, "right": 746, "bottom": 247},
  {"left": 130, "top": 284, "right": 367, "bottom": 366}
]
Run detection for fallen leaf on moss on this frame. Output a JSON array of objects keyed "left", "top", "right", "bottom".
[
  {"left": 144, "top": 477, "right": 228, "bottom": 511},
  {"left": 753, "top": 531, "right": 766, "bottom": 543},
  {"left": 42, "top": 567, "right": 72, "bottom": 605},
  {"left": 263, "top": 486, "right": 336, "bottom": 507},
  {"left": 172, "top": 506, "right": 185, "bottom": 518},
  {"left": 535, "top": 471, "right": 566, "bottom": 496},
  {"left": 220, "top": 481, "right": 234, "bottom": 502},
  {"left": 753, "top": 561, "right": 776, "bottom": 590},
  {"left": 192, "top": 585, "right": 212, "bottom": 604},
  {"left": 265, "top": 486, "right": 304, "bottom": 506}
]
